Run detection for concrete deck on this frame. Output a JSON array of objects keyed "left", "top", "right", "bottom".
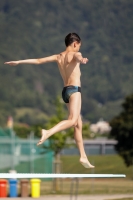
[{"left": 2, "top": 194, "right": 133, "bottom": 200}]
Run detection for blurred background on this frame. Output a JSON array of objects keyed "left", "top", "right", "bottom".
[{"left": 0, "top": 0, "right": 133, "bottom": 198}]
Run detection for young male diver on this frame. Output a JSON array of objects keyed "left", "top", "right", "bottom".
[{"left": 5, "top": 33, "right": 95, "bottom": 168}]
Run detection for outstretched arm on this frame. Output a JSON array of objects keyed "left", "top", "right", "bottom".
[
  {"left": 74, "top": 52, "right": 89, "bottom": 64},
  {"left": 4, "top": 55, "right": 58, "bottom": 66}
]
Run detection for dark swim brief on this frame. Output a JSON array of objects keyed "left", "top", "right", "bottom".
[{"left": 62, "top": 85, "right": 81, "bottom": 103}]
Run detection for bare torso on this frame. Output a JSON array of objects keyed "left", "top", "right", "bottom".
[{"left": 57, "top": 51, "right": 81, "bottom": 87}]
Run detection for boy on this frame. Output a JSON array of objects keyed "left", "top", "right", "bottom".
[{"left": 5, "top": 33, "right": 94, "bottom": 168}]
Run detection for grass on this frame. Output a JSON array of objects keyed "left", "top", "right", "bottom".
[
  {"left": 1, "top": 154, "right": 132, "bottom": 179},
  {"left": 40, "top": 178, "right": 133, "bottom": 195},
  {"left": 2, "top": 154, "right": 133, "bottom": 195},
  {"left": 61, "top": 155, "right": 133, "bottom": 179},
  {"left": 39, "top": 154, "right": 133, "bottom": 195}
]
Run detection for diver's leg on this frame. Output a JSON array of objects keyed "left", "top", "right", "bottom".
[
  {"left": 37, "top": 92, "right": 81, "bottom": 146},
  {"left": 66, "top": 104, "right": 94, "bottom": 168},
  {"left": 73, "top": 115, "right": 86, "bottom": 157},
  {"left": 74, "top": 116, "right": 95, "bottom": 168}
]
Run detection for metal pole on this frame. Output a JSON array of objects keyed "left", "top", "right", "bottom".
[
  {"left": 29, "top": 131, "right": 34, "bottom": 173},
  {"left": 75, "top": 178, "right": 79, "bottom": 200},
  {"left": 32, "top": 131, "right": 34, "bottom": 173},
  {"left": 70, "top": 178, "right": 79, "bottom": 200},
  {"left": 11, "top": 129, "right": 15, "bottom": 170},
  {"left": 70, "top": 178, "right": 74, "bottom": 200}
]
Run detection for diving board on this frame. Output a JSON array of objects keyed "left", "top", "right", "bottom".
[{"left": 0, "top": 173, "right": 126, "bottom": 179}]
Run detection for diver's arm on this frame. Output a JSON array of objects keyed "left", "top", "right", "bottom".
[
  {"left": 74, "top": 52, "right": 89, "bottom": 64},
  {"left": 4, "top": 55, "right": 58, "bottom": 66}
]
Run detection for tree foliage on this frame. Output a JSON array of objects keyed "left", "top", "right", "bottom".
[
  {"left": 109, "top": 94, "right": 133, "bottom": 167},
  {"left": 0, "top": 0, "right": 133, "bottom": 125},
  {"left": 14, "top": 123, "right": 31, "bottom": 138}
]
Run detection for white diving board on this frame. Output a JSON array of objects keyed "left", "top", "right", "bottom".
[{"left": 0, "top": 173, "right": 126, "bottom": 179}]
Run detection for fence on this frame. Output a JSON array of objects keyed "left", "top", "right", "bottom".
[
  {"left": 61, "top": 139, "right": 117, "bottom": 155},
  {"left": 0, "top": 128, "right": 53, "bottom": 178}
]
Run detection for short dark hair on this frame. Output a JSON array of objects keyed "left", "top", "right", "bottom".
[{"left": 65, "top": 33, "right": 81, "bottom": 47}]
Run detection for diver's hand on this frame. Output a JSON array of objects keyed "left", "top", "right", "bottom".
[
  {"left": 4, "top": 61, "right": 19, "bottom": 66},
  {"left": 80, "top": 58, "right": 89, "bottom": 64}
]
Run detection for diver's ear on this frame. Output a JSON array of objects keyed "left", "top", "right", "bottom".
[{"left": 73, "top": 41, "right": 77, "bottom": 48}]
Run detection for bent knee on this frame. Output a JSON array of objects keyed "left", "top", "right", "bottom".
[
  {"left": 74, "top": 119, "right": 82, "bottom": 128},
  {"left": 70, "top": 119, "right": 78, "bottom": 127}
]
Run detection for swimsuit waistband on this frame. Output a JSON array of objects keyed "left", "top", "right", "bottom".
[
  {"left": 63, "top": 85, "right": 81, "bottom": 92},
  {"left": 64, "top": 85, "right": 81, "bottom": 89}
]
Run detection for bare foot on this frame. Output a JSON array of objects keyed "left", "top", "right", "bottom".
[
  {"left": 80, "top": 157, "right": 95, "bottom": 168},
  {"left": 37, "top": 129, "right": 48, "bottom": 146}
]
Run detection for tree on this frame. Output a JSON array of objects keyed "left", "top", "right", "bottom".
[
  {"left": 109, "top": 94, "right": 133, "bottom": 167},
  {"left": 14, "top": 123, "right": 31, "bottom": 138},
  {"left": 1, "top": 0, "right": 133, "bottom": 124}
]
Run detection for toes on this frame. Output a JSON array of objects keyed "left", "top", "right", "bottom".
[{"left": 37, "top": 141, "right": 42, "bottom": 146}]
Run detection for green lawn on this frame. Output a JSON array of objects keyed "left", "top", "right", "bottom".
[
  {"left": 1, "top": 154, "right": 132, "bottom": 179},
  {"left": 40, "top": 154, "right": 133, "bottom": 195},
  {"left": 61, "top": 155, "right": 133, "bottom": 179},
  {"left": 1, "top": 154, "right": 133, "bottom": 195}
]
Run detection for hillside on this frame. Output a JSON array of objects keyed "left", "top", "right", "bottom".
[{"left": 0, "top": 0, "right": 133, "bottom": 125}]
